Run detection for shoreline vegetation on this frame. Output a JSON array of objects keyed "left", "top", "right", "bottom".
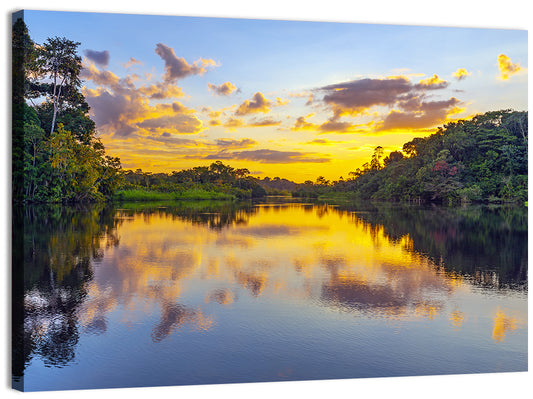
[
  {"left": 12, "top": 18, "right": 528, "bottom": 207},
  {"left": 113, "top": 188, "right": 236, "bottom": 202}
]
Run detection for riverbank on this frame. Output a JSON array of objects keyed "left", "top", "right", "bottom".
[
  {"left": 313, "top": 191, "right": 527, "bottom": 205},
  {"left": 112, "top": 188, "right": 236, "bottom": 201}
]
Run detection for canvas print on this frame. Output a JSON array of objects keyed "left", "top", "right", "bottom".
[{"left": 12, "top": 10, "right": 527, "bottom": 392}]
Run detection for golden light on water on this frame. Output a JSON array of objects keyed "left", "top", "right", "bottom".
[
  {"left": 71, "top": 204, "right": 527, "bottom": 342},
  {"left": 449, "top": 310, "right": 466, "bottom": 329},
  {"left": 492, "top": 309, "right": 519, "bottom": 342}
]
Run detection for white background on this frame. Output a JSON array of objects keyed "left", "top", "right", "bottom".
[{"left": 1, "top": 1, "right": 530, "bottom": 398}]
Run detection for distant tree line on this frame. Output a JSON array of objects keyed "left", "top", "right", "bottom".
[
  {"left": 12, "top": 18, "right": 122, "bottom": 203},
  {"left": 121, "top": 161, "right": 267, "bottom": 199}
]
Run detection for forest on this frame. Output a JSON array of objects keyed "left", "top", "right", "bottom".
[
  {"left": 118, "top": 162, "right": 267, "bottom": 200},
  {"left": 12, "top": 18, "right": 528, "bottom": 204},
  {"left": 12, "top": 18, "right": 122, "bottom": 203},
  {"left": 293, "top": 109, "right": 528, "bottom": 204}
]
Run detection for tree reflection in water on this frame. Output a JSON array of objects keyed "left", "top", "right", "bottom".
[
  {"left": 13, "top": 204, "right": 120, "bottom": 384},
  {"left": 337, "top": 202, "right": 527, "bottom": 290},
  {"left": 13, "top": 199, "right": 527, "bottom": 388}
]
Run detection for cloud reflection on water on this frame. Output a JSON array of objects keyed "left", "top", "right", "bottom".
[
  {"left": 17, "top": 201, "right": 527, "bottom": 379},
  {"left": 77, "top": 202, "right": 525, "bottom": 343}
]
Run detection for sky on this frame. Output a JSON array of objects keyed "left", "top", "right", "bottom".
[{"left": 22, "top": 10, "right": 528, "bottom": 182}]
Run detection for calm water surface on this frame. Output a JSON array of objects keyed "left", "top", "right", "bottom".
[{"left": 13, "top": 199, "right": 528, "bottom": 391}]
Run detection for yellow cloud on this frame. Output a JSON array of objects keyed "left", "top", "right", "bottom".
[
  {"left": 444, "top": 106, "right": 467, "bottom": 121},
  {"left": 452, "top": 68, "right": 472, "bottom": 81},
  {"left": 375, "top": 97, "right": 461, "bottom": 132},
  {"left": 123, "top": 57, "right": 143, "bottom": 68},
  {"left": 235, "top": 92, "right": 272, "bottom": 115},
  {"left": 417, "top": 74, "right": 448, "bottom": 88},
  {"left": 223, "top": 117, "right": 245, "bottom": 131},
  {"left": 303, "top": 139, "right": 342, "bottom": 145},
  {"left": 498, "top": 54, "right": 522, "bottom": 80},
  {"left": 291, "top": 115, "right": 318, "bottom": 132},
  {"left": 385, "top": 74, "right": 411, "bottom": 80},
  {"left": 248, "top": 117, "right": 282, "bottom": 127},
  {"left": 275, "top": 97, "right": 290, "bottom": 106},
  {"left": 208, "top": 110, "right": 222, "bottom": 119},
  {"left": 208, "top": 81, "right": 238, "bottom": 96},
  {"left": 137, "top": 83, "right": 184, "bottom": 99},
  {"left": 81, "top": 61, "right": 121, "bottom": 87},
  {"left": 137, "top": 114, "right": 204, "bottom": 135},
  {"left": 288, "top": 91, "right": 311, "bottom": 98}
]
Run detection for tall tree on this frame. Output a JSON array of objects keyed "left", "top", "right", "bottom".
[
  {"left": 234, "top": 168, "right": 250, "bottom": 188},
  {"left": 370, "top": 146, "right": 384, "bottom": 170},
  {"left": 12, "top": 17, "right": 36, "bottom": 201},
  {"left": 34, "top": 37, "right": 82, "bottom": 135},
  {"left": 12, "top": 16, "right": 37, "bottom": 106}
]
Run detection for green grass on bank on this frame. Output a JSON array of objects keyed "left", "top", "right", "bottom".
[{"left": 113, "top": 188, "right": 235, "bottom": 201}]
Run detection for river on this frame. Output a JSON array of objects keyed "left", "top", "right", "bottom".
[{"left": 12, "top": 199, "right": 528, "bottom": 391}]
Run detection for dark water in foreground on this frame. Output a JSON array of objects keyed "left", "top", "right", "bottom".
[{"left": 12, "top": 199, "right": 528, "bottom": 391}]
